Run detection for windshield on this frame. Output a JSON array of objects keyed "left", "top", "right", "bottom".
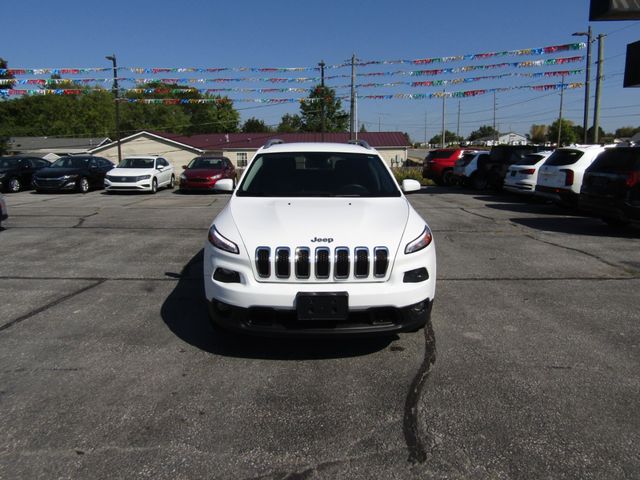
[
  {"left": 118, "top": 158, "right": 155, "bottom": 169},
  {"left": 237, "top": 152, "right": 401, "bottom": 198},
  {"left": 188, "top": 157, "right": 224, "bottom": 169},
  {"left": 51, "top": 157, "right": 90, "bottom": 168},
  {"left": 0, "top": 157, "right": 20, "bottom": 169}
]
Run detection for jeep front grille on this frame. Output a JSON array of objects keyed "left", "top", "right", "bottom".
[{"left": 255, "top": 246, "right": 389, "bottom": 280}]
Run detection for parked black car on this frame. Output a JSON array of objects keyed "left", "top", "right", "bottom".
[
  {"left": 33, "top": 155, "right": 114, "bottom": 193},
  {"left": 580, "top": 147, "right": 640, "bottom": 228},
  {"left": 476, "top": 145, "right": 548, "bottom": 190},
  {"left": 0, "top": 155, "right": 51, "bottom": 193}
]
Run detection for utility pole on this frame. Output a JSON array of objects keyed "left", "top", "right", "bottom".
[
  {"left": 105, "top": 54, "right": 121, "bottom": 165},
  {"left": 350, "top": 54, "right": 356, "bottom": 140},
  {"left": 557, "top": 74, "right": 565, "bottom": 147},
  {"left": 493, "top": 91, "right": 498, "bottom": 145},
  {"left": 424, "top": 109, "right": 428, "bottom": 147},
  {"left": 441, "top": 91, "right": 446, "bottom": 148},
  {"left": 456, "top": 100, "right": 461, "bottom": 141},
  {"left": 573, "top": 27, "right": 592, "bottom": 143},
  {"left": 319, "top": 60, "right": 326, "bottom": 142},
  {"left": 593, "top": 34, "right": 605, "bottom": 144}
]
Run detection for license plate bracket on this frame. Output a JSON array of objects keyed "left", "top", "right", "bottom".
[{"left": 296, "top": 292, "right": 349, "bottom": 321}]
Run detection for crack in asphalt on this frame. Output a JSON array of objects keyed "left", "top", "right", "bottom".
[
  {"left": 403, "top": 317, "right": 437, "bottom": 464},
  {"left": 460, "top": 208, "right": 498, "bottom": 222},
  {"left": 522, "top": 233, "right": 639, "bottom": 275},
  {"left": 0, "top": 280, "right": 105, "bottom": 332}
]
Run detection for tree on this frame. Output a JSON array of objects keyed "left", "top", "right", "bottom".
[
  {"left": 300, "top": 85, "right": 348, "bottom": 132},
  {"left": 359, "top": 123, "right": 367, "bottom": 133},
  {"left": 429, "top": 130, "right": 462, "bottom": 146},
  {"left": 529, "top": 124, "right": 548, "bottom": 144},
  {"left": 242, "top": 117, "right": 272, "bottom": 133},
  {"left": 614, "top": 126, "right": 640, "bottom": 138},
  {"left": 548, "top": 119, "right": 577, "bottom": 146},
  {"left": 277, "top": 113, "right": 302, "bottom": 133},
  {"left": 468, "top": 125, "right": 499, "bottom": 142}
]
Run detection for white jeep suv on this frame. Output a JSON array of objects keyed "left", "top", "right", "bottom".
[{"left": 203, "top": 140, "right": 436, "bottom": 336}]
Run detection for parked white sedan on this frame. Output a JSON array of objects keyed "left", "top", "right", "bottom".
[
  {"left": 504, "top": 151, "right": 553, "bottom": 195},
  {"left": 105, "top": 156, "right": 175, "bottom": 193}
]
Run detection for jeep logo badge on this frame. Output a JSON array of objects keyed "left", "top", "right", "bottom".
[{"left": 311, "top": 237, "right": 334, "bottom": 243}]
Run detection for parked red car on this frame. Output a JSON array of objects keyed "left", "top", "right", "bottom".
[
  {"left": 422, "top": 148, "right": 469, "bottom": 186},
  {"left": 179, "top": 156, "right": 237, "bottom": 192}
]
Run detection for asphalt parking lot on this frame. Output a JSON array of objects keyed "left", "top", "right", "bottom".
[{"left": 1, "top": 187, "right": 639, "bottom": 479}]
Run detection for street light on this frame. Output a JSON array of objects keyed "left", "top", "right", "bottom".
[
  {"left": 105, "top": 54, "right": 122, "bottom": 164},
  {"left": 573, "top": 28, "right": 592, "bottom": 144}
]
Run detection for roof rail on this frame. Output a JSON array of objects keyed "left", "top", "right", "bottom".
[
  {"left": 263, "top": 139, "right": 284, "bottom": 149},
  {"left": 347, "top": 139, "right": 372, "bottom": 149}
]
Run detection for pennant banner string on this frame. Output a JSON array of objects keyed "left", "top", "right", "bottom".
[
  {"left": 0, "top": 82, "right": 584, "bottom": 102},
  {"left": 0, "top": 42, "right": 586, "bottom": 76}
]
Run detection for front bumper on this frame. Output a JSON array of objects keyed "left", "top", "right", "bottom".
[
  {"left": 208, "top": 297, "right": 432, "bottom": 336},
  {"left": 33, "top": 177, "right": 78, "bottom": 191},
  {"left": 105, "top": 179, "right": 152, "bottom": 191},
  {"left": 203, "top": 241, "right": 436, "bottom": 336},
  {"left": 180, "top": 179, "right": 218, "bottom": 191}
]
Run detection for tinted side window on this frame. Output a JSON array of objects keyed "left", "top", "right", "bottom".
[
  {"left": 589, "top": 149, "right": 640, "bottom": 173},
  {"left": 34, "top": 159, "right": 50, "bottom": 167},
  {"left": 544, "top": 150, "right": 584, "bottom": 166}
]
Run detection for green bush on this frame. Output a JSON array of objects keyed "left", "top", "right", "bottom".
[{"left": 391, "top": 167, "right": 433, "bottom": 186}]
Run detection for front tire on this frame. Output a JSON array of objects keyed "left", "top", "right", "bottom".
[
  {"left": 168, "top": 174, "right": 175, "bottom": 189},
  {"left": 77, "top": 177, "right": 89, "bottom": 194},
  {"left": 151, "top": 178, "right": 158, "bottom": 194},
  {"left": 8, "top": 178, "right": 21, "bottom": 193}
]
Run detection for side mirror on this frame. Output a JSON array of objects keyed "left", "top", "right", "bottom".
[
  {"left": 182, "top": 165, "right": 187, "bottom": 170},
  {"left": 401, "top": 179, "right": 421, "bottom": 193},
  {"left": 214, "top": 178, "right": 234, "bottom": 192}
]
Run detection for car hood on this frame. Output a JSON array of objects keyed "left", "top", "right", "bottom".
[
  {"left": 108, "top": 168, "right": 155, "bottom": 176},
  {"left": 35, "top": 168, "right": 84, "bottom": 177},
  {"left": 183, "top": 168, "right": 224, "bottom": 178},
  {"left": 229, "top": 197, "right": 410, "bottom": 254},
  {"left": 0, "top": 167, "right": 18, "bottom": 175}
]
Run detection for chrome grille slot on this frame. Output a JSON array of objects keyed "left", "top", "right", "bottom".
[
  {"left": 275, "top": 247, "right": 290, "bottom": 278},
  {"left": 374, "top": 247, "right": 389, "bottom": 277},
  {"left": 257, "top": 245, "right": 389, "bottom": 280},
  {"left": 315, "top": 247, "right": 330, "bottom": 279},
  {"left": 354, "top": 247, "right": 369, "bottom": 278},
  {"left": 334, "top": 247, "right": 350, "bottom": 279},
  {"left": 295, "top": 247, "right": 310, "bottom": 279},
  {"left": 255, "top": 247, "right": 271, "bottom": 278}
]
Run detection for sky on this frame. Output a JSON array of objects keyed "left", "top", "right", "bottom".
[{"left": 3, "top": 0, "right": 640, "bottom": 142}]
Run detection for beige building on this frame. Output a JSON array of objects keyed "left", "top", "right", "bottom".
[{"left": 89, "top": 131, "right": 412, "bottom": 170}]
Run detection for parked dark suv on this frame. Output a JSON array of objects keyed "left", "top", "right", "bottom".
[
  {"left": 33, "top": 155, "right": 114, "bottom": 193},
  {"left": 476, "top": 145, "right": 548, "bottom": 190},
  {"left": 580, "top": 147, "right": 640, "bottom": 228},
  {"left": 0, "top": 156, "right": 51, "bottom": 193}
]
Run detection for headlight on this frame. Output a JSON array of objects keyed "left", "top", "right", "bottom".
[
  {"left": 405, "top": 225, "right": 433, "bottom": 254},
  {"left": 211, "top": 174, "right": 222, "bottom": 180},
  {"left": 136, "top": 175, "right": 151, "bottom": 181},
  {"left": 208, "top": 225, "right": 239, "bottom": 254},
  {"left": 180, "top": 174, "right": 187, "bottom": 181},
  {"left": 0, "top": 173, "right": 6, "bottom": 179},
  {"left": 61, "top": 175, "right": 77, "bottom": 181}
]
